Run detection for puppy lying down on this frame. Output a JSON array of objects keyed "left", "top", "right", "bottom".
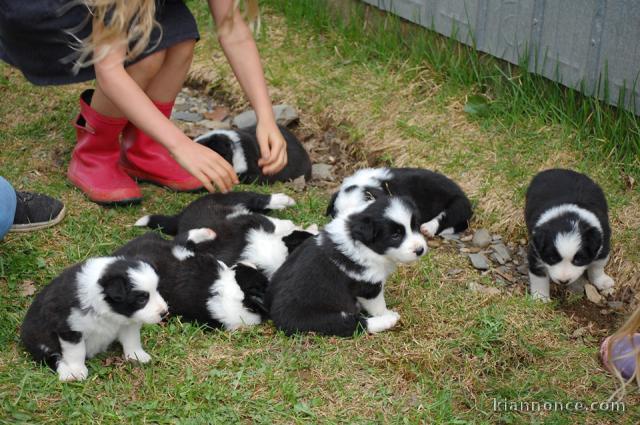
[
  {"left": 195, "top": 125, "right": 311, "bottom": 184},
  {"left": 113, "top": 228, "right": 270, "bottom": 330}
]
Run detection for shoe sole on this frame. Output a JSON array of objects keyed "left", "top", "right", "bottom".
[
  {"left": 67, "top": 175, "right": 143, "bottom": 206},
  {"left": 9, "top": 206, "right": 67, "bottom": 233}
]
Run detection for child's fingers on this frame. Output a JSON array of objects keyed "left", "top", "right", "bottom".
[
  {"left": 262, "top": 146, "right": 287, "bottom": 175},
  {"left": 195, "top": 170, "right": 216, "bottom": 193}
]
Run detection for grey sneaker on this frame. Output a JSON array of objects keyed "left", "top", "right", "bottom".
[{"left": 9, "top": 191, "right": 65, "bottom": 232}]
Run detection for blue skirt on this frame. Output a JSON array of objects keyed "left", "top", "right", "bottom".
[{"left": 0, "top": 0, "right": 200, "bottom": 85}]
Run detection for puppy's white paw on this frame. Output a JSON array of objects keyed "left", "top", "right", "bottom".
[
  {"left": 57, "top": 362, "right": 88, "bottom": 382},
  {"left": 531, "top": 292, "right": 552, "bottom": 303},
  {"left": 124, "top": 349, "right": 151, "bottom": 364},
  {"left": 187, "top": 228, "right": 217, "bottom": 243},
  {"left": 366, "top": 312, "right": 400, "bottom": 333},
  {"left": 420, "top": 220, "right": 439, "bottom": 238},
  {"left": 134, "top": 215, "right": 150, "bottom": 227},
  {"left": 267, "top": 193, "right": 296, "bottom": 210},
  {"left": 593, "top": 274, "right": 615, "bottom": 295}
]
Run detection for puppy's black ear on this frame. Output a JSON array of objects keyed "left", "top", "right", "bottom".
[
  {"left": 326, "top": 191, "right": 339, "bottom": 217},
  {"left": 199, "top": 135, "right": 233, "bottom": 163},
  {"left": 582, "top": 226, "right": 603, "bottom": 258},
  {"left": 350, "top": 214, "right": 377, "bottom": 245},
  {"left": 282, "top": 230, "right": 313, "bottom": 253},
  {"left": 103, "top": 277, "right": 128, "bottom": 303},
  {"left": 531, "top": 230, "right": 545, "bottom": 254}
]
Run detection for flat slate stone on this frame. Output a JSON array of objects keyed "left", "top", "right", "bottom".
[
  {"left": 492, "top": 243, "right": 512, "bottom": 264},
  {"left": 468, "top": 253, "right": 490, "bottom": 270},
  {"left": 472, "top": 229, "right": 492, "bottom": 248},
  {"left": 173, "top": 111, "right": 203, "bottom": 122},
  {"left": 232, "top": 104, "right": 299, "bottom": 128}
]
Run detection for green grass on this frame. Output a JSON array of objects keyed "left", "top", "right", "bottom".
[
  {"left": 260, "top": 0, "right": 640, "bottom": 178},
  {"left": 1, "top": 1, "right": 639, "bottom": 423}
]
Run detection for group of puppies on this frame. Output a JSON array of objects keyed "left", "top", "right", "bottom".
[{"left": 19, "top": 127, "right": 616, "bottom": 382}]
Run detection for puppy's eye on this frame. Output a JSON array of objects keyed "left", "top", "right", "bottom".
[
  {"left": 391, "top": 231, "right": 403, "bottom": 240},
  {"left": 572, "top": 252, "right": 589, "bottom": 266},
  {"left": 135, "top": 293, "right": 149, "bottom": 306}
]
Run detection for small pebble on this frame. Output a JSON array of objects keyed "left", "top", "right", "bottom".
[{"left": 468, "top": 253, "right": 490, "bottom": 270}]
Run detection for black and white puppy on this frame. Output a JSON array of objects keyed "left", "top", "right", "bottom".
[
  {"left": 113, "top": 229, "right": 269, "bottom": 330},
  {"left": 21, "top": 257, "right": 168, "bottom": 381},
  {"left": 525, "top": 168, "right": 614, "bottom": 301},
  {"left": 266, "top": 196, "right": 427, "bottom": 337},
  {"left": 326, "top": 167, "right": 472, "bottom": 237},
  {"left": 135, "top": 191, "right": 316, "bottom": 278},
  {"left": 194, "top": 125, "right": 312, "bottom": 184}
]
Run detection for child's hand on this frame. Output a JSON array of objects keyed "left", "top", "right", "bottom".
[
  {"left": 170, "top": 139, "right": 239, "bottom": 192},
  {"left": 256, "top": 120, "right": 288, "bottom": 175}
]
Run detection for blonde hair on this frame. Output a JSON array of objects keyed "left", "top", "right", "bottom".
[
  {"left": 606, "top": 306, "right": 640, "bottom": 399},
  {"left": 71, "top": 0, "right": 259, "bottom": 72},
  {"left": 71, "top": 0, "right": 158, "bottom": 73}
]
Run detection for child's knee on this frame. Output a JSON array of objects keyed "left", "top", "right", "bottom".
[{"left": 128, "top": 50, "right": 166, "bottom": 78}]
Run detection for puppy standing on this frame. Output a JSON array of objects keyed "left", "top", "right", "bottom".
[
  {"left": 525, "top": 169, "right": 614, "bottom": 301},
  {"left": 266, "top": 196, "right": 427, "bottom": 337},
  {"left": 21, "top": 257, "right": 168, "bottom": 381}
]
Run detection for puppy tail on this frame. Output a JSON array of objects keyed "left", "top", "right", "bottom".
[
  {"left": 440, "top": 195, "right": 474, "bottom": 234},
  {"left": 134, "top": 214, "right": 179, "bottom": 235}
]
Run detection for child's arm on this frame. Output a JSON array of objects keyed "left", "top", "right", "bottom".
[
  {"left": 93, "top": 44, "right": 239, "bottom": 192},
  {"left": 209, "top": 0, "right": 288, "bottom": 175}
]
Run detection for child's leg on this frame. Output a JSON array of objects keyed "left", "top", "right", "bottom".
[
  {"left": 145, "top": 39, "right": 196, "bottom": 103},
  {"left": 119, "top": 39, "right": 202, "bottom": 191},
  {"left": 90, "top": 50, "right": 168, "bottom": 118},
  {"left": 68, "top": 51, "right": 169, "bottom": 205}
]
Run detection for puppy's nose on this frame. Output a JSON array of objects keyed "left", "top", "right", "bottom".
[{"left": 414, "top": 246, "right": 425, "bottom": 257}]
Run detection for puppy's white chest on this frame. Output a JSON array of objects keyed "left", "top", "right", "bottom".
[
  {"left": 241, "top": 229, "right": 289, "bottom": 278},
  {"left": 68, "top": 308, "right": 122, "bottom": 358}
]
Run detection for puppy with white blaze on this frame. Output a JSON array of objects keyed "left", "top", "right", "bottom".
[
  {"left": 326, "top": 167, "right": 472, "bottom": 237},
  {"left": 113, "top": 229, "right": 269, "bottom": 330},
  {"left": 525, "top": 168, "right": 614, "bottom": 301},
  {"left": 266, "top": 196, "right": 427, "bottom": 337},
  {"left": 20, "top": 257, "right": 168, "bottom": 381}
]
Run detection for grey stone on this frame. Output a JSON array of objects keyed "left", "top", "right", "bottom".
[
  {"left": 567, "top": 275, "right": 588, "bottom": 294},
  {"left": 289, "top": 176, "right": 306, "bottom": 192},
  {"left": 311, "top": 163, "right": 334, "bottom": 181},
  {"left": 173, "top": 111, "right": 203, "bottom": 122},
  {"left": 492, "top": 243, "right": 512, "bottom": 264},
  {"left": 472, "top": 229, "right": 492, "bottom": 248},
  {"left": 447, "top": 268, "right": 463, "bottom": 276},
  {"left": 468, "top": 253, "right": 490, "bottom": 270},
  {"left": 441, "top": 233, "right": 460, "bottom": 241},
  {"left": 608, "top": 301, "right": 624, "bottom": 311},
  {"left": 467, "top": 281, "right": 501, "bottom": 296},
  {"left": 516, "top": 264, "right": 529, "bottom": 275},
  {"left": 232, "top": 104, "right": 299, "bottom": 129},
  {"left": 273, "top": 104, "right": 299, "bottom": 126}
]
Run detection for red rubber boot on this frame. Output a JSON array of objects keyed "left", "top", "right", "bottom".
[
  {"left": 119, "top": 99, "right": 203, "bottom": 191},
  {"left": 67, "top": 90, "right": 143, "bottom": 205}
]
